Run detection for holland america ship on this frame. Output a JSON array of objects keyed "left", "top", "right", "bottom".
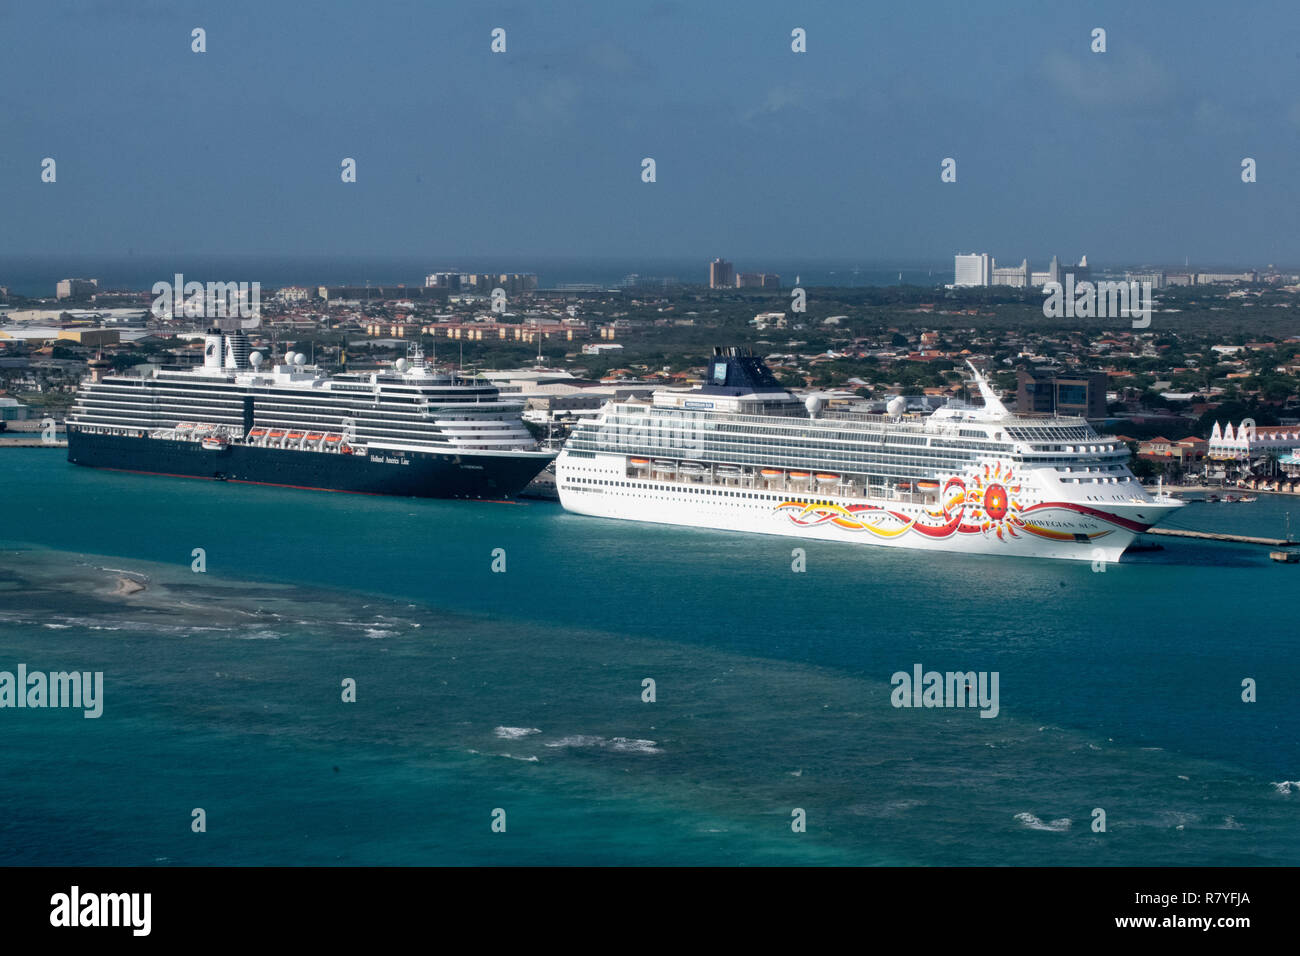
[
  {"left": 67, "top": 327, "right": 554, "bottom": 498},
  {"left": 556, "top": 347, "right": 1184, "bottom": 561}
]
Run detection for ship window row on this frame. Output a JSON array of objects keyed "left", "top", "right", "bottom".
[
  {"left": 602, "top": 419, "right": 1005, "bottom": 454},
  {"left": 589, "top": 426, "right": 973, "bottom": 454},
  {"left": 1006, "top": 426, "right": 1095, "bottom": 442},
  {"left": 570, "top": 434, "right": 982, "bottom": 467},
  {"left": 567, "top": 447, "right": 977, "bottom": 479}
]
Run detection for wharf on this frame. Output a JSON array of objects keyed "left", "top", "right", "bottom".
[
  {"left": 0, "top": 437, "right": 67, "bottom": 448},
  {"left": 1145, "top": 527, "right": 1297, "bottom": 547}
]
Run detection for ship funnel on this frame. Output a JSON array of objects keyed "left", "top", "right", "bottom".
[{"left": 203, "top": 331, "right": 224, "bottom": 370}]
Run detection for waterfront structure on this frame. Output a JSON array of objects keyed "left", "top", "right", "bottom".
[
  {"left": 1016, "top": 368, "right": 1108, "bottom": 419},
  {"left": 65, "top": 330, "right": 553, "bottom": 498},
  {"left": 953, "top": 254, "right": 991, "bottom": 287},
  {"left": 992, "top": 260, "right": 1029, "bottom": 288},
  {"left": 1196, "top": 271, "right": 1258, "bottom": 285},
  {"left": 1207, "top": 421, "right": 1300, "bottom": 461},
  {"left": 274, "top": 286, "right": 312, "bottom": 303},
  {"left": 709, "top": 258, "right": 734, "bottom": 289},
  {"left": 1125, "top": 271, "right": 1166, "bottom": 290},
  {"left": 556, "top": 348, "right": 1182, "bottom": 561},
  {"left": 0, "top": 396, "right": 31, "bottom": 421},
  {"left": 56, "top": 278, "right": 98, "bottom": 301}
]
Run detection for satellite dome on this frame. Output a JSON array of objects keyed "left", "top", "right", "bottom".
[
  {"left": 249, "top": 351, "right": 264, "bottom": 367},
  {"left": 283, "top": 351, "right": 297, "bottom": 366},
  {"left": 804, "top": 395, "right": 825, "bottom": 418},
  {"left": 886, "top": 396, "right": 906, "bottom": 417},
  {"left": 293, "top": 353, "right": 306, "bottom": 367},
  {"left": 394, "top": 358, "right": 409, "bottom": 372}
]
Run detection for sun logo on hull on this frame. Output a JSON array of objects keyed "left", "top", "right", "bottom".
[{"left": 966, "top": 463, "right": 1023, "bottom": 539}]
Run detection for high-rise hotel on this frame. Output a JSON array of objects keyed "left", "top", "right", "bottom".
[{"left": 709, "top": 258, "right": 735, "bottom": 289}]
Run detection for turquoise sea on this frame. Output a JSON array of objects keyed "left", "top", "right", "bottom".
[{"left": 1, "top": 449, "right": 1297, "bottom": 865}]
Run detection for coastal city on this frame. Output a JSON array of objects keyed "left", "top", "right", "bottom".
[{"left": 4, "top": 256, "right": 1299, "bottom": 497}]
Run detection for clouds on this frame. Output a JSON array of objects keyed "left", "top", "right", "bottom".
[{"left": 1041, "top": 47, "right": 1175, "bottom": 112}]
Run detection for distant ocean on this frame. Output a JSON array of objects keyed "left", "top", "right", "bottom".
[
  {"left": 0, "top": 255, "right": 950, "bottom": 298},
  {"left": 1, "top": 449, "right": 1297, "bottom": 865}
]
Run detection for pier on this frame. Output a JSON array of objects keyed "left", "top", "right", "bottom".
[
  {"left": 0, "top": 437, "right": 67, "bottom": 448},
  {"left": 1144, "top": 527, "right": 1297, "bottom": 547}
]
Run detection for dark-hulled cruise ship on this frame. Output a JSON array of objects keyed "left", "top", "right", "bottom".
[{"left": 66, "top": 327, "right": 554, "bottom": 499}]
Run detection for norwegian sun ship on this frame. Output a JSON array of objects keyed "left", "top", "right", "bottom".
[
  {"left": 66, "top": 327, "right": 554, "bottom": 498},
  {"left": 556, "top": 347, "right": 1183, "bottom": 561}
]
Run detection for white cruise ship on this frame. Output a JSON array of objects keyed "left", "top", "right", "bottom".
[{"left": 556, "top": 348, "right": 1183, "bottom": 561}]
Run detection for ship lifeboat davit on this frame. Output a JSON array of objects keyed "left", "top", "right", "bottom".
[
  {"left": 760, "top": 468, "right": 783, "bottom": 478},
  {"left": 815, "top": 473, "right": 838, "bottom": 483},
  {"left": 788, "top": 471, "right": 811, "bottom": 480},
  {"left": 916, "top": 480, "right": 940, "bottom": 490},
  {"left": 678, "top": 462, "right": 706, "bottom": 476},
  {"left": 716, "top": 465, "right": 742, "bottom": 476},
  {"left": 248, "top": 428, "right": 267, "bottom": 438},
  {"left": 652, "top": 460, "right": 677, "bottom": 472},
  {"left": 201, "top": 437, "right": 227, "bottom": 451},
  {"left": 629, "top": 457, "right": 650, "bottom": 466}
]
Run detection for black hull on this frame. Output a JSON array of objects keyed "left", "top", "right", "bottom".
[{"left": 66, "top": 430, "right": 553, "bottom": 499}]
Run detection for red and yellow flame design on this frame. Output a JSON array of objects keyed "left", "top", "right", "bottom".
[
  {"left": 774, "top": 460, "right": 1116, "bottom": 544},
  {"left": 962, "top": 462, "right": 1024, "bottom": 541}
]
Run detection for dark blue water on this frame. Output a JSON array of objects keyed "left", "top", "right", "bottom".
[
  {"left": 0, "top": 255, "right": 946, "bottom": 297},
  {"left": 1, "top": 450, "right": 1297, "bottom": 865}
]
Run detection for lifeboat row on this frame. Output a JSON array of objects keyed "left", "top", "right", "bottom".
[
  {"left": 626, "top": 456, "right": 945, "bottom": 495},
  {"left": 245, "top": 428, "right": 355, "bottom": 454}
]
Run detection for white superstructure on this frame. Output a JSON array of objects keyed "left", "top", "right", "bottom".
[
  {"left": 69, "top": 331, "right": 540, "bottom": 456},
  {"left": 556, "top": 348, "right": 1183, "bottom": 562}
]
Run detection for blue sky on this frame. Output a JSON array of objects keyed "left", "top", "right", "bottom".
[{"left": 2, "top": 0, "right": 1297, "bottom": 267}]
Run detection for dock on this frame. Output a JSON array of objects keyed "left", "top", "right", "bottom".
[
  {"left": 1145, "top": 527, "right": 1297, "bottom": 547},
  {"left": 0, "top": 438, "right": 67, "bottom": 448}
]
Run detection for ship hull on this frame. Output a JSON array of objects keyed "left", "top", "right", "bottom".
[
  {"left": 557, "top": 452, "right": 1180, "bottom": 562},
  {"left": 68, "top": 429, "right": 553, "bottom": 499}
]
